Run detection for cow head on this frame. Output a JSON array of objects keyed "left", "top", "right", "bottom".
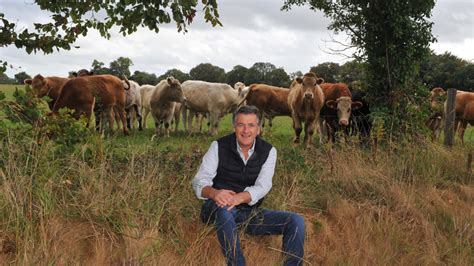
[
  {"left": 77, "top": 69, "right": 94, "bottom": 77},
  {"left": 326, "top": 96, "right": 363, "bottom": 126},
  {"left": 24, "top": 74, "right": 50, "bottom": 98},
  {"left": 296, "top": 72, "right": 324, "bottom": 100},
  {"left": 166, "top": 76, "right": 187, "bottom": 104},
  {"left": 430, "top": 87, "right": 446, "bottom": 112}
]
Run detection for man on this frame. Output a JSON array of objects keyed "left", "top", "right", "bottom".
[{"left": 192, "top": 105, "right": 305, "bottom": 266}]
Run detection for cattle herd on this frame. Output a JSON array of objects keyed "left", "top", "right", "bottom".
[{"left": 23, "top": 69, "right": 379, "bottom": 145}]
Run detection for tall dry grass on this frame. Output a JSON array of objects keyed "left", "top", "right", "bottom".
[{"left": 0, "top": 129, "right": 473, "bottom": 265}]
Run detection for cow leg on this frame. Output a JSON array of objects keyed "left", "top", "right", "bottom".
[
  {"left": 115, "top": 105, "right": 129, "bottom": 136},
  {"left": 174, "top": 108, "right": 180, "bottom": 132},
  {"left": 304, "top": 120, "right": 315, "bottom": 146},
  {"left": 459, "top": 121, "right": 467, "bottom": 145},
  {"left": 135, "top": 105, "right": 143, "bottom": 131},
  {"left": 187, "top": 110, "right": 195, "bottom": 134},
  {"left": 94, "top": 109, "right": 101, "bottom": 132},
  {"left": 126, "top": 107, "right": 132, "bottom": 130},
  {"left": 104, "top": 107, "right": 115, "bottom": 135},
  {"left": 142, "top": 106, "right": 149, "bottom": 129},
  {"left": 209, "top": 112, "right": 220, "bottom": 136},
  {"left": 292, "top": 115, "right": 302, "bottom": 144},
  {"left": 182, "top": 107, "right": 188, "bottom": 132},
  {"left": 164, "top": 120, "right": 171, "bottom": 137}
]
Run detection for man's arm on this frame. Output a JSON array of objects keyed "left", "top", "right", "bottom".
[
  {"left": 192, "top": 141, "right": 219, "bottom": 199},
  {"left": 243, "top": 147, "right": 277, "bottom": 206}
]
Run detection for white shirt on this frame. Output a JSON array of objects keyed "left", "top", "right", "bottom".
[{"left": 192, "top": 139, "right": 277, "bottom": 206}]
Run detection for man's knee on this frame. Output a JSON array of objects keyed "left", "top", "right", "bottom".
[
  {"left": 215, "top": 207, "right": 236, "bottom": 225},
  {"left": 287, "top": 213, "right": 305, "bottom": 234}
]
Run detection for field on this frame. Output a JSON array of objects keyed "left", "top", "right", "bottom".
[{"left": 0, "top": 84, "right": 473, "bottom": 265}]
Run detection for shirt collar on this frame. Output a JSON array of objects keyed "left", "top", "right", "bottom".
[{"left": 236, "top": 138, "right": 256, "bottom": 154}]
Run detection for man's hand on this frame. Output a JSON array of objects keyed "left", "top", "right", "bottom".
[{"left": 210, "top": 189, "right": 236, "bottom": 208}]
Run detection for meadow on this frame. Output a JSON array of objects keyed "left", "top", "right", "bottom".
[{"left": 0, "top": 84, "right": 473, "bottom": 265}]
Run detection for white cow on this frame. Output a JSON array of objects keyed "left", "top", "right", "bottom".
[
  {"left": 182, "top": 80, "right": 244, "bottom": 135},
  {"left": 149, "top": 77, "right": 186, "bottom": 137},
  {"left": 139, "top": 84, "right": 156, "bottom": 129},
  {"left": 125, "top": 80, "right": 143, "bottom": 130},
  {"left": 234, "top": 82, "right": 250, "bottom": 99}
]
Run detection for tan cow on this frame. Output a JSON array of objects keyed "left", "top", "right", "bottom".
[
  {"left": 426, "top": 87, "right": 446, "bottom": 140},
  {"left": 149, "top": 77, "right": 187, "bottom": 137},
  {"left": 139, "top": 84, "right": 155, "bottom": 129},
  {"left": 181, "top": 80, "right": 244, "bottom": 135},
  {"left": 53, "top": 74, "right": 129, "bottom": 135},
  {"left": 451, "top": 90, "right": 474, "bottom": 144},
  {"left": 242, "top": 83, "right": 291, "bottom": 132},
  {"left": 287, "top": 72, "right": 325, "bottom": 145},
  {"left": 24, "top": 75, "right": 69, "bottom": 110}
]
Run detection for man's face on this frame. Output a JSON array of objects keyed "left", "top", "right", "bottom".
[{"left": 234, "top": 113, "right": 261, "bottom": 149}]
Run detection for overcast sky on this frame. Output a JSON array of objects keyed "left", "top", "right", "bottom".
[{"left": 1, "top": 0, "right": 473, "bottom": 79}]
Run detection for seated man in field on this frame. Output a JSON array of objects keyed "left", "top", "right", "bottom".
[{"left": 192, "top": 105, "right": 305, "bottom": 266}]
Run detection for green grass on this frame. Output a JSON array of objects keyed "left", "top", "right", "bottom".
[{"left": 1, "top": 84, "right": 473, "bottom": 265}]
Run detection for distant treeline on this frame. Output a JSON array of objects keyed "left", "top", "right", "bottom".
[{"left": 3, "top": 51, "right": 473, "bottom": 91}]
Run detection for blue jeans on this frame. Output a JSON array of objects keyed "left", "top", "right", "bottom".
[{"left": 200, "top": 200, "right": 305, "bottom": 266}]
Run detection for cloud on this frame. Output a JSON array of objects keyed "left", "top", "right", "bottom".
[{"left": 2, "top": 0, "right": 473, "bottom": 78}]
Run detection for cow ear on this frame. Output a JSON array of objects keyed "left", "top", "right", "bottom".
[
  {"left": 167, "top": 76, "right": 175, "bottom": 85},
  {"left": 24, "top": 79, "right": 32, "bottom": 85},
  {"left": 317, "top": 78, "right": 324, "bottom": 85},
  {"left": 326, "top": 100, "right": 337, "bottom": 109},
  {"left": 89, "top": 71, "right": 94, "bottom": 75},
  {"left": 352, "top": 101, "right": 363, "bottom": 110},
  {"left": 296, "top": 77, "right": 303, "bottom": 84},
  {"left": 71, "top": 72, "right": 78, "bottom": 77}
]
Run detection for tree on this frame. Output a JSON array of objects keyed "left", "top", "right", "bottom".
[
  {"left": 266, "top": 68, "right": 291, "bottom": 87},
  {"left": 189, "top": 63, "right": 225, "bottom": 82},
  {"left": 14, "top": 71, "right": 31, "bottom": 84},
  {"left": 283, "top": 0, "right": 436, "bottom": 135},
  {"left": 109, "top": 57, "right": 133, "bottom": 77},
  {"left": 157, "top": 69, "right": 191, "bottom": 84},
  {"left": 339, "top": 60, "right": 367, "bottom": 84},
  {"left": 419, "top": 51, "right": 474, "bottom": 90},
  {"left": 1, "top": 1, "right": 221, "bottom": 56},
  {"left": 244, "top": 62, "right": 277, "bottom": 85},
  {"left": 131, "top": 71, "right": 159, "bottom": 85},
  {"left": 310, "top": 62, "right": 341, "bottom": 83},
  {"left": 0, "top": 73, "right": 16, "bottom": 84},
  {"left": 289, "top": 71, "right": 303, "bottom": 80},
  {"left": 91, "top": 59, "right": 112, "bottom": 75},
  {"left": 226, "top": 65, "right": 249, "bottom": 86}
]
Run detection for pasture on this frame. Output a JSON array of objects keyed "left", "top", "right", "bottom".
[{"left": 0, "top": 84, "right": 473, "bottom": 264}]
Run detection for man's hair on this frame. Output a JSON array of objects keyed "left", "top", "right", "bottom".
[{"left": 232, "top": 105, "right": 261, "bottom": 126}]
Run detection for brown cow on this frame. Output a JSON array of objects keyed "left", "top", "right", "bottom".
[
  {"left": 243, "top": 84, "right": 291, "bottom": 132},
  {"left": 24, "top": 75, "right": 69, "bottom": 110},
  {"left": 287, "top": 72, "right": 325, "bottom": 145},
  {"left": 426, "top": 87, "right": 446, "bottom": 141},
  {"left": 53, "top": 74, "right": 129, "bottom": 135},
  {"left": 320, "top": 83, "right": 362, "bottom": 142},
  {"left": 451, "top": 90, "right": 474, "bottom": 144}
]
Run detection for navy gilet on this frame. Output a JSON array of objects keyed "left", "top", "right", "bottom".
[{"left": 213, "top": 133, "right": 273, "bottom": 207}]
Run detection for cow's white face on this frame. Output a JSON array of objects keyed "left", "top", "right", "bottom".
[
  {"left": 327, "top": 96, "right": 362, "bottom": 126},
  {"left": 167, "top": 77, "right": 186, "bottom": 103}
]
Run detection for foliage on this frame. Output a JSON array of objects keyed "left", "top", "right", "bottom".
[
  {"left": 283, "top": 0, "right": 437, "bottom": 137},
  {"left": 91, "top": 59, "right": 113, "bottom": 75},
  {"left": 226, "top": 65, "right": 249, "bottom": 86},
  {"left": 0, "top": 85, "right": 89, "bottom": 147},
  {"left": 14, "top": 71, "right": 31, "bottom": 85},
  {"left": 289, "top": 71, "right": 303, "bottom": 80},
  {"left": 266, "top": 68, "right": 291, "bottom": 87},
  {"left": 419, "top": 51, "right": 474, "bottom": 91},
  {"left": 0, "top": 73, "right": 16, "bottom": 84},
  {"left": 109, "top": 57, "right": 133, "bottom": 77},
  {"left": 189, "top": 63, "right": 225, "bottom": 82},
  {"left": 0, "top": 1, "right": 221, "bottom": 55},
  {"left": 339, "top": 60, "right": 367, "bottom": 85},
  {"left": 244, "top": 62, "right": 277, "bottom": 85},
  {"left": 131, "top": 70, "right": 159, "bottom": 86},
  {"left": 157, "top": 69, "right": 192, "bottom": 84},
  {"left": 310, "top": 62, "right": 341, "bottom": 83}
]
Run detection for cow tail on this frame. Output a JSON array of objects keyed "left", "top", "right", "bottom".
[
  {"left": 237, "top": 84, "right": 255, "bottom": 107},
  {"left": 122, "top": 75, "right": 130, "bottom": 90}
]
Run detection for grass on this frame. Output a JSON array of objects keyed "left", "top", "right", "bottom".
[{"left": 1, "top": 84, "right": 473, "bottom": 265}]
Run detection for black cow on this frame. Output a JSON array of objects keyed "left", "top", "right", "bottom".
[{"left": 349, "top": 89, "right": 372, "bottom": 144}]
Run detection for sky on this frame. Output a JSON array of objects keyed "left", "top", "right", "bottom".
[{"left": 1, "top": 0, "right": 473, "bottom": 79}]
